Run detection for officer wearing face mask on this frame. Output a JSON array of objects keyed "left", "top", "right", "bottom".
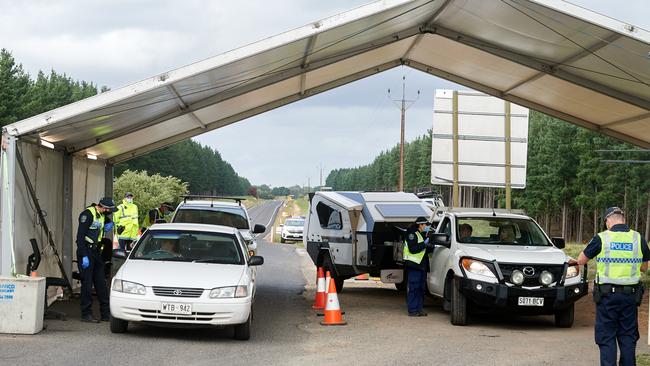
[
  {"left": 403, "top": 217, "right": 434, "bottom": 317},
  {"left": 76, "top": 197, "right": 117, "bottom": 323},
  {"left": 113, "top": 192, "right": 139, "bottom": 251}
]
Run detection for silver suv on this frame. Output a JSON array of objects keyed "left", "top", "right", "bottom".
[
  {"left": 170, "top": 196, "right": 266, "bottom": 254},
  {"left": 427, "top": 208, "right": 587, "bottom": 327}
]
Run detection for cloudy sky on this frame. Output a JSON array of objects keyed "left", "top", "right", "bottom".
[{"left": 1, "top": 0, "right": 647, "bottom": 187}]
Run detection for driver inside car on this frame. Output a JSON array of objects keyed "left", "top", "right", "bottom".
[
  {"left": 499, "top": 225, "right": 516, "bottom": 244},
  {"left": 160, "top": 239, "right": 181, "bottom": 256}
]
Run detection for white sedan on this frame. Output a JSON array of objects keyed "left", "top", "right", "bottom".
[{"left": 109, "top": 223, "right": 263, "bottom": 340}]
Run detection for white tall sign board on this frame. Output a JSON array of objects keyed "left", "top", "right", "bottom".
[{"left": 431, "top": 90, "right": 529, "bottom": 189}]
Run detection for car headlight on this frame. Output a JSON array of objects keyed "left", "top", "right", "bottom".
[
  {"left": 566, "top": 265, "right": 579, "bottom": 279},
  {"left": 540, "top": 270, "right": 554, "bottom": 286},
  {"left": 511, "top": 270, "right": 524, "bottom": 285},
  {"left": 112, "top": 279, "right": 146, "bottom": 295},
  {"left": 209, "top": 286, "right": 248, "bottom": 298},
  {"left": 461, "top": 258, "right": 495, "bottom": 278}
]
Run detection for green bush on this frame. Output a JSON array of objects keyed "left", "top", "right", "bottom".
[{"left": 113, "top": 170, "right": 188, "bottom": 220}]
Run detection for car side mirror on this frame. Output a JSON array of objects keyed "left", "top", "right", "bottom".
[
  {"left": 249, "top": 256, "right": 264, "bottom": 266},
  {"left": 551, "top": 237, "right": 565, "bottom": 249},
  {"left": 430, "top": 233, "right": 451, "bottom": 248},
  {"left": 112, "top": 250, "right": 127, "bottom": 259},
  {"left": 253, "top": 224, "right": 266, "bottom": 234}
]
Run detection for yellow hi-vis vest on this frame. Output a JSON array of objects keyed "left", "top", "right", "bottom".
[
  {"left": 403, "top": 231, "right": 426, "bottom": 264},
  {"left": 114, "top": 200, "right": 139, "bottom": 239},
  {"left": 596, "top": 230, "right": 643, "bottom": 285},
  {"left": 85, "top": 206, "right": 105, "bottom": 244},
  {"left": 142, "top": 208, "right": 164, "bottom": 230}
]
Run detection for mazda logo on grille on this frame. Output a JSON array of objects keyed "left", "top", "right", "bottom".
[
  {"left": 523, "top": 267, "right": 535, "bottom": 277},
  {"left": 172, "top": 289, "right": 183, "bottom": 296}
]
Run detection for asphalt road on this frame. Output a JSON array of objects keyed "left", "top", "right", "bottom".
[{"left": 2, "top": 199, "right": 650, "bottom": 365}]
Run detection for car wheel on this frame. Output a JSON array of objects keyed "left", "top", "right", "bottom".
[
  {"left": 554, "top": 304, "right": 574, "bottom": 328},
  {"left": 323, "top": 256, "right": 344, "bottom": 293},
  {"left": 234, "top": 314, "right": 251, "bottom": 341},
  {"left": 450, "top": 277, "right": 467, "bottom": 326},
  {"left": 110, "top": 315, "right": 128, "bottom": 333}
]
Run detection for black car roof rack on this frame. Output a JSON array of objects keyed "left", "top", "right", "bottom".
[{"left": 181, "top": 195, "right": 246, "bottom": 206}]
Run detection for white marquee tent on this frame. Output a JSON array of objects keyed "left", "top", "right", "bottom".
[{"left": 1, "top": 0, "right": 649, "bottom": 283}]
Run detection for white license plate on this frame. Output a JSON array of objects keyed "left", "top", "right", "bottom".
[
  {"left": 161, "top": 302, "right": 192, "bottom": 315},
  {"left": 518, "top": 297, "right": 544, "bottom": 306}
]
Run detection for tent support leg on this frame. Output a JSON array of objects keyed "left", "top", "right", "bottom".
[
  {"left": 1, "top": 134, "right": 17, "bottom": 276},
  {"left": 62, "top": 153, "right": 73, "bottom": 281}
]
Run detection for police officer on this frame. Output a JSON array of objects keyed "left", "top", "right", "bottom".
[
  {"left": 76, "top": 197, "right": 117, "bottom": 323},
  {"left": 403, "top": 216, "right": 434, "bottom": 316},
  {"left": 572, "top": 207, "right": 650, "bottom": 366},
  {"left": 113, "top": 192, "right": 139, "bottom": 251},
  {"left": 141, "top": 202, "right": 174, "bottom": 231}
]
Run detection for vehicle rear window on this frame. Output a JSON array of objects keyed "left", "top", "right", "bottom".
[
  {"left": 131, "top": 230, "right": 243, "bottom": 264},
  {"left": 173, "top": 207, "right": 249, "bottom": 229},
  {"left": 456, "top": 217, "right": 550, "bottom": 246}
]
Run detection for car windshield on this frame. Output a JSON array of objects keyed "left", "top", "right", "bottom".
[
  {"left": 173, "top": 207, "right": 249, "bottom": 229},
  {"left": 285, "top": 219, "right": 304, "bottom": 227},
  {"left": 130, "top": 230, "right": 244, "bottom": 264},
  {"left": 456, "top": 217, "right": 551, "bottom": 246}
]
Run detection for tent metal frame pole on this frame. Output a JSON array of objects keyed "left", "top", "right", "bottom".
[
  {"left": 62, "top": 153, "right": 73, "bottom": 280},
  {"left": 104, "top": 163, "right": 113, "bottom": 197},
  {"left": 1, "top": 133, "right": 17, "bottom": 276}
]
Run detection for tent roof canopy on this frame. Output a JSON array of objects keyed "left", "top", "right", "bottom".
[{"left": 5, "top": 0, "right": 650, "bottom": 163}]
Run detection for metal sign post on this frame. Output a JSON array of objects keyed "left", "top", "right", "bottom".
[
  {"left": 505, "top": 101, "right": 512, "bottom": 210},
  {"left": 452, "top": 91, "right": 460, "bottom": 207}
]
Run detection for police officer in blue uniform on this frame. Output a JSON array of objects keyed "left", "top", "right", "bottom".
[
  {"left": 572, "top": 207, "right": 650, "bottom": 366},
  {"left": 76, "top": 197, "right": 117, "bottom": 323},
  {"left": 403, "top": 216, "right": 434, "bottom": 316}
]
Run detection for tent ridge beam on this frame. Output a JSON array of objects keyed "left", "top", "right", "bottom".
[
  {"left": 403, "top": 0, "right": 451, "bottom": 60},
  {"left": 108, "top": 59, "right": 401, "bottom": 164},
  {"left": 166, "top": 85, "right": 206, "bottom": 129},
  {"left": 405, "top": 59, "right": 650, "bottom": 149},
  {"left": 71, "top": 26, "right": 422, "bottom": 155},
  {"left": 502, "top": 32, "right": 624, "bottom": 94},
  {"left": 422, "top": 26, "right": 650, "bottom": 111}
]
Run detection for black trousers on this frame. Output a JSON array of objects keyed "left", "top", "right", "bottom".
[
  {"left": 595, "top": 292, "right": 639, "bottom": 366},
  {"left": 77, "top": 250, "right": 110, "bottom": 317}
]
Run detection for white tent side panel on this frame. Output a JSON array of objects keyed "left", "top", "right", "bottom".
[
  {"left": 12, "top": 142, "right": 106, "bottom": 285},
  {"left": 13, "top": 143, "right": 64, "bottom": 280}
]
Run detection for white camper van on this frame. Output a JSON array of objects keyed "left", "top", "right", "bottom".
[{"left": 304, "top": 191, "right": 433, "bottom": 292}]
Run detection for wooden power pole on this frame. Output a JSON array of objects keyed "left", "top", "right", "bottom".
[{"left": 388, "top": 76, "right": 419, "bottom": 192}]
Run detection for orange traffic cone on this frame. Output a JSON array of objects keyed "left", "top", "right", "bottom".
[
  {"left": 355, "top": 273, "right": 369, "bottom": 280},
  {"left": 320, "top": 274, "right": 347, "bottom": 326},
  {"left": 312, "top": 267, "right": 326, "bottom": 310}
]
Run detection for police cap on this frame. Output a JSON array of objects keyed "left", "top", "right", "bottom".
[
  {"left": 99, "top": 197, "right": 118, "bottom": 212},
  {"left": 415, "top": 216, "right": 429, "bottom": 225},
  {"left": 604, "top": 207, "right": 624, "bottom": 221}
]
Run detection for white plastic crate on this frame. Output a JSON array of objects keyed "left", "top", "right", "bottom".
[{"left": 0, "top": 276, "right": 45, "bottom": 334}]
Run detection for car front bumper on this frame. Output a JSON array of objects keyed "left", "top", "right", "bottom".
[
  {"left": 110, "top": 291, "right": 251, "bottom": 326},
  {"left": 457, "top": 276, "right": 588, "bottom": 313},
  {"left": 281, "top": 232, "right": 303, "bottom": 240}
]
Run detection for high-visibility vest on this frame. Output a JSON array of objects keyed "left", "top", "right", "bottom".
[
  {"left": 403, "top": 231, "right": 426, "bottom": 264},
  {"left": 84, "top": 205, "right": 105, "bottom": 245},
  {"left": 115, "top": 200, "right": 139, "bottom": 239},
  {"left": 142, "top": 208, "right": 164, "bottom": 229},
  {"left": 596, "top": 230, "right": 643, "bottom": 285}
]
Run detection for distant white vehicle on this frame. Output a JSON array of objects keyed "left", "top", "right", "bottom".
[
  {"left": 109, "top": 223, "right": 264, "bottom": 340},
  {"left": 280, "top": 217, "right": 305, "bottom": 243}
]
